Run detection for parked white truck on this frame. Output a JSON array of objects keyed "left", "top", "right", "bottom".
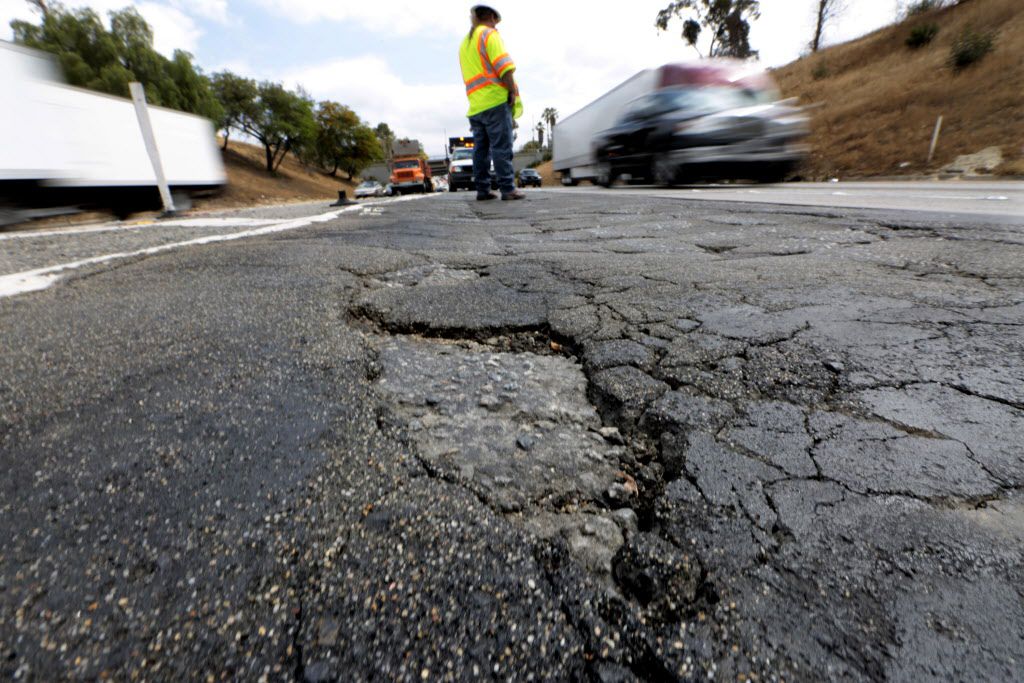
[{"left": 0, "top": 40, "right": 225, "bottom": 222}]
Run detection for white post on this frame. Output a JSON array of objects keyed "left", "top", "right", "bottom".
[
  {"left": 927, "top": 115, "right": 944, "bottom": 164},
  {"left": 129, "top": 82, "right": 175, "bottom": 214}
]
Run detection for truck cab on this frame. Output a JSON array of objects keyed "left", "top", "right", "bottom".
[{"left": 389, "top": 139, "right": 432, "bottom": 194}]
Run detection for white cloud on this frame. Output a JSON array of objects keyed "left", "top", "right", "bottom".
[
  {"left": 136, "top": 1, "right": 201, "bottom": 54},
  {"left": 279, "top": 55, "right": 468, "bottom": 153},
  {"left": 171, "top": 0, "right": 229, "bottom": 25},
  {"left": 254, "top": 0, "right": 466, "bottom": 36},
  {"left": 0, "top": 0, "right": 39, "bottom": 32}
]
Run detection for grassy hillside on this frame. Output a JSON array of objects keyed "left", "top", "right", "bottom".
[
  {"left": 202, "top": 140, "right": 356, "bottom": 211},
  {"left": 773, "top": 0, "right": 1023, "bottom": 179}
]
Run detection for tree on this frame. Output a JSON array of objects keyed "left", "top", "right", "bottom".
[
  {"left": 26, "top": 0, "right": 50, "bottom": 19},
  {"left": 11, "top": 4, "right": 222, "bottom": 121},
  {"left": 541, "top": 107, "right": 558, "bottom": 148},
  {"left": 237, "top": 82, "right": 316, "bottom": 172},
  {"left": 655, "top": 0, "right": 761, "bottom": 59},
  {"left": 340, "top": 126, "right": 383, "bottom": 180},
  {"left": 313, "top": 101, "right": 381, "bottom": 178},
  {"left": 810, "top": 0, "right": 845, "bottom": 52},
  {"left": 374, "top": 122, "right": 395, "bottom": 161},
  {"left": 211, "top": 71, "right": 258, "bottom": 150},
  {"left": 520, "top": 139, "right": 542, "bottom": 154},
  {"left": 535, "top": 122, "right": 545, "bottom": 148}
]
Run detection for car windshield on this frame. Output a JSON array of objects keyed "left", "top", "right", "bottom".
[
  {"left": 358, "top": 181, "right": 376, "bottom": 188},
  {"left": 394, "top": 160, "right": 419, "bottom": 169},
  {"left": 452, "top": 148, "right": 474, "bottom": 160}
]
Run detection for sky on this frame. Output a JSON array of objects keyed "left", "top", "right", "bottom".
[{"left": 1, "top": 0, "right": 902, "bottom": 156}]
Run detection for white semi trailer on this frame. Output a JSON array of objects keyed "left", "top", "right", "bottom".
[
  {"left": 552, "top": 69, "right": 658, "bottom": 186},
  {"left": 0, "top": 40, "right": 225, "bottom": 221}
]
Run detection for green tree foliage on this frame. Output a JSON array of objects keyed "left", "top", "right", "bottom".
[
  {"left": 520, "top": 139, "right": 542, "bottom": 154},
  {"left": 236, "top": 82, "right": 316, "bottom": 172},
  {"left": 655, "top": 0, "right": 760, "bottom": 59},
  {"left": 210, "top": 71, "right": 258, "bottom": 150},
  {"left": 313, "top": 101, "right": 384, "bottom": 178},
  {"left": 541, "top": 107, "right": 558, "bottom": 148},
  {"left": 374, "top": 122, "right": 395, "bottom": 161},
  {"left": 11, "top": 4, "right": 222, "bottom": 121}
]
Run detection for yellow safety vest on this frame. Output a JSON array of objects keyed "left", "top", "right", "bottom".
[{"left": 459, "top": 25, "right": 523, "bottom": 119}]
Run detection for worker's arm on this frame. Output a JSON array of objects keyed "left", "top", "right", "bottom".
[{"left": 501, "top": 69, "right": 517, "bottom": 108}]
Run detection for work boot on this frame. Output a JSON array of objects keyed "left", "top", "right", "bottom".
[
  {"left": 501, "top": 190, "right": 526, "bottom": 201},
  {"left": 476, "top": 192, "right": 498, "bottom": 201}
]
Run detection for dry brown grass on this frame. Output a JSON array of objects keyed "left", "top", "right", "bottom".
[
  {"left": 773, "top": 0, "right": 1024, "bottom": 179},
  {"left": 535, "top": 160, "right": 555, "bottom": 185},
  {"left": 204, "top": 140, "right": 356, "bottom": 211}
]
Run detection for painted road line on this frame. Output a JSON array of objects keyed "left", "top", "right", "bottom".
[
  {"left": 0, "top": 217, "right": 282, "bottom": 241},
  {"left": 0, "top": 194, "right": 438, "bottom": 299}
]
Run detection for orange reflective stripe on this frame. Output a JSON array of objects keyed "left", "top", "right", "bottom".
[
  {"left": 465, "top": 74, "right": 502, "bottom": 94},
  {"left": 492, "top": 55, "right": 513, "bottom": 73}
]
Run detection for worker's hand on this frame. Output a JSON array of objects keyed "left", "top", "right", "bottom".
[{"left": 507, "top": 91, "right": 516, "bottom": 109}]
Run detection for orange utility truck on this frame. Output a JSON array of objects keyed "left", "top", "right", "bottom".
[{"left": 389, "top": 139, "right": 433, "bottom": 195}]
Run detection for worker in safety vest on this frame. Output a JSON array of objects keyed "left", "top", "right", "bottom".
[{"left": 459, "top": 4, "right": 525, "bottom": 201}]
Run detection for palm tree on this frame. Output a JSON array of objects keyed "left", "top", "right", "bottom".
[{"left": 541, "top": 107, "right": 558, "bottom": 149}]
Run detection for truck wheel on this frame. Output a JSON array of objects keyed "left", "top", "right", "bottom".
[
  {"left": 595, "top": 166, "right": 614, "bottom": 188},
  {"left": 448, "top": 185, "right": 457, "bottom": 192}
]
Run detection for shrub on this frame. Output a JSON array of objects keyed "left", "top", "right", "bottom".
[
  {"left": 906, "top": 23, "right": 939, "bottom": 48},
  {"left": 811, "top": 62, "right": 830, "bottom": 80},
  {"left": 949, "top": 28, "right": 995, "bottom": 70}
]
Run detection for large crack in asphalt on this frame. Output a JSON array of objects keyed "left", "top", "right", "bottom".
[{"left": 318, "top": 196, "right": 1024, "bottom": 681}]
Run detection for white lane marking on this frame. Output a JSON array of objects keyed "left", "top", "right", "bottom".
[
  {"left": 0, "top": 217, "right": 281, "bottom": 241},
  {"left": 0, "top": 194, "right": 437, "bottom": 299}
]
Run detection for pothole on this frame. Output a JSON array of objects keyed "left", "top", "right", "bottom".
[{"left": 370, "top": 335, "right": 637, "bottom": 582}]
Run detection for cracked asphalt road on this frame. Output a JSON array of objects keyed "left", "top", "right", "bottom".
[{"left": 1, "top": 190, "right": 1022, "bottom": 681}]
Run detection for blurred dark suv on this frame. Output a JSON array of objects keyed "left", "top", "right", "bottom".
[
  {"left": 517, "top": 168, "right": 542, "bottom": 188},
  {"left": 593, "top": 86, "right": 809, "bottom": 185}
]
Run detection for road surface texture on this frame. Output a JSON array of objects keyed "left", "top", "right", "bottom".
[
  {"left": 555, "top": 180, "right": 1024, "bottom": 224},
  {"left": 1, "top": 189, "right": 1022, "bottom": 681}
]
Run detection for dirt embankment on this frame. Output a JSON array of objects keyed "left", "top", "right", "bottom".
[
  {"left": 773, "top": 0, "right": 1023, "bottom": 179},
  {"left": 207, "top": 140, "right": 356, "bottom": 210}
]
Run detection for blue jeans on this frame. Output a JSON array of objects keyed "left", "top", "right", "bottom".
[{"left": 469, "top": 103, "right": 515, "bottom": 195}]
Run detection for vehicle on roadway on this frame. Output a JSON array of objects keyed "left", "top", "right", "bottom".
[
  {"left": 354, "top": 180, "right": 385, "bottom": 198},
  {"left": 0, "top": 40, "right": 225, "bottom": 222},
  {"left": 594, "top": 85, "right": 809, "bottom": 186},
  {"left": 448, "top": 146, "right": 476, "bottom": 192},
  {"left": 517, "top": 168, "right": 542, "bottom": 188},
  {"left": 553, "top": 62, "right": 808, "bottom": 187},
  {"left": 389, "top": 139, "right": 433, "bottom": 195},
  {"left": 447, "top": 136, "right": 499, "bottom": 192}
]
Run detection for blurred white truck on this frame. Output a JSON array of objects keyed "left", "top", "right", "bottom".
[{"left": 0, "top": 40, "right": 225, "bottom": 222}]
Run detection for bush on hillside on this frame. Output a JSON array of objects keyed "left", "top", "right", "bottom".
[
  {"left": 949, "top": 27, "right": 995, "bottom": 70},
  {"left": 812, "top": 62, "right": 830, "bottom": 80},
  {"left": 906, "top": 23, "right": 940, "bottom": 48}
]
